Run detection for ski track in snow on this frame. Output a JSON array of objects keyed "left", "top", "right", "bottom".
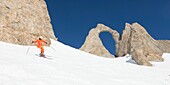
[{"left": 0, "top": 39, "right": 170, "bottom": 85}]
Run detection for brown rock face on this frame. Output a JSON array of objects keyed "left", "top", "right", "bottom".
[
  {"left": 0, "top": 0, "right": 55, "bottom": 45},
  {"left": 80, "top": 24, "right": 120, "bottom": 58},
  {"left": 80, "top": 23, "right": 170, "bottom": 66},
  {"left": 118, "top": 23, "right": 165, "bottom": 66}
]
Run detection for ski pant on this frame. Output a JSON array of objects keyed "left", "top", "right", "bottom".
[{"left": 37, "top": 46, "right": 44, "bottom": 53}]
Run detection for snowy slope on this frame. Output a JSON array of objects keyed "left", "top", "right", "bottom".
[{"left": 0, "top": 39, "right": 170, "bottom": 85}]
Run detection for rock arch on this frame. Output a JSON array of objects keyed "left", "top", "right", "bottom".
[
  {"left": 80, "top": 23, "right": 170, "bottom": 66},
  {"left": 80, "top": 24, "right": 120, "bottom": 58}
]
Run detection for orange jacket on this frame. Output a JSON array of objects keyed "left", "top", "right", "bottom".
[{"left": 33, "top": 40, "right": 47, "bottom": 48}]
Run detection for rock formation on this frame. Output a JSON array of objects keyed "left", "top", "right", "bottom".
[
  {"left": 0, "top": 0, "right": 55, "bottom": 45},
  {"left": 80, "top": 22, "right": 170, "bottom": 66},
  {"left": 80, "top": 24, "right": 119, "bottom": 58},
  {"left": 118, "top": 23, "right": 165, "bottom": 66}
]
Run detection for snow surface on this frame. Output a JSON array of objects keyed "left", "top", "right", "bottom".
[{"left": 0, "top": 39, "right": 170, "bottom": 85}]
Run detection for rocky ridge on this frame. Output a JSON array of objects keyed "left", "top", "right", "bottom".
[{"left": 80, "top": 23, "right": 170, "bottom": 66}]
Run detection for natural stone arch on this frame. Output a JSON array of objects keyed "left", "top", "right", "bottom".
[
  {"left": 80, "top": 23, "right": 170, "bottom": 66},
  {"left": 80, "top": 24, "right": 120, "bottom": 58}
]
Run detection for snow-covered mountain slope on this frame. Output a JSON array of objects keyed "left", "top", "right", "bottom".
[{"left": 0, "top": 39, "right": 170, "bottom": 85}]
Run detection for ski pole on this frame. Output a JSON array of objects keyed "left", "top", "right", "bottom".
[
  {"left": 50, "top": 46, "right": 56, "bottom": 52},
  {"left": 26, "top": 46, "right": 30, "bottom": 55}
]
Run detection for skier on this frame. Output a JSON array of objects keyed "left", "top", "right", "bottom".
[{"left": 32, "top": 36, "right": 47, "bottom": 57}]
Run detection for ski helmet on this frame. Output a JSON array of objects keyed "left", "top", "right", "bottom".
[{"left": 39, "top": 36, "right": 43, "bottom": 39}]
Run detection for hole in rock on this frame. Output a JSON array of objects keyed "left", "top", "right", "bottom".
[{"left": 99, "top": 32, "right": 116, "bottom": 56}]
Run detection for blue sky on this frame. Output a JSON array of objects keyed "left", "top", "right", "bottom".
[{"left": 45, "top": 0, "right": 170, "bottom": 55}]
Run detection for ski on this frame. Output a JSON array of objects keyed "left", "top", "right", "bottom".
[{"left": 35, "top": 54, "right": 53, "bottom": 60}]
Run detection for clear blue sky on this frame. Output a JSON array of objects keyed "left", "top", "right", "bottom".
[{"left": 45, "top": 0, "right": 170, "bottom": 55}]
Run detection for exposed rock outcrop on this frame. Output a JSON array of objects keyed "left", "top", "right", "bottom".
[
  {"left": 80, "top": 23, "right": 170, "bottom": 66},
  {"left": 0, "top": 0, "right": 55, "bottom": 45},
  {"left": 80, "top": 24, "right": 119, "bottom": 58},
  {"left": 118, "top": 23, "right": 165, "bottom": 66}
]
